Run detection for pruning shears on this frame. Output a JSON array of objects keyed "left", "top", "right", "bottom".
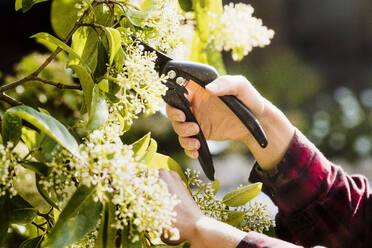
[{"left": 140, "top": 42, "right": 268, "bottom": 181}]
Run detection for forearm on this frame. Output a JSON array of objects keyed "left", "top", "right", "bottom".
[
  {"left": 242, "top": 99, "right": 295, "bottom": 171},
  {"left": 188, "top": 216, "right": 246, "bottom": 248},
  {"left": 189, "top": 216, "right": 303, "bottom": 248}
]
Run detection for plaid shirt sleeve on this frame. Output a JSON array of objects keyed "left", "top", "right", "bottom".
[{"left": 237, "top": 129, "right": 371, "bottom": 248}]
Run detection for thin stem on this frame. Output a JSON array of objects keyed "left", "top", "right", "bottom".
[
  {"left": 80, "top": 22, "right": 106, "bottom": 31},
  {"left": 34, "top": 77, "right": 82, "bottom": 90},
  {"left": 37, "top": 208, "right": 54, "bottom": 228},
  {"left": 32, "top": 221, "right": 47, "bottom": 233},
  {"left": 22, "top": 149, "right": 34, "bottom": 162},
  {"left": 105, "top": 75, "right": 122, "bottom": 83},
  {"left": 0, "top": 93, "right": 22, "bottom": 106}
]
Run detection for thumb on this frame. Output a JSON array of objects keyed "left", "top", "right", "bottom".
[
  {"left": 206, "top": 75, "right": 244, "bottom": 97},
  {"left": 205, "top": 75, "right": 265, "bottom": 117}
]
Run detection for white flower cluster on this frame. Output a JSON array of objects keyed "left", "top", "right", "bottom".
[
  {"left": 238, "top": 201, "right": 274, "bottom": 233},
  {"left": 44, "top": 123, "right": 179, "bottom": 242},
  {"left": 129, "top": 0, "right": 182, "bottom": 52},
  {"left": 0, "top": 143, "right": 20, "bottom": 197},
  {"left": 211, "top": 3, "right": 274, "bottom": 61},
  {"left": 38, "top": 149, "right": 78, "bottom": 206},
  {"left": 111, "top": 44, "right": 168, "bottom": 127},
  {"left": 185, "top": 169, "right": 228, "bottom": 221},
  {"left": 185, "top": 169, "right": 274, "bottom": 233}
]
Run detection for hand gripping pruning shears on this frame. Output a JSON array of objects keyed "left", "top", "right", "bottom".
[{"left": 140, "top": 42, "right": 268, "bottom": 181}]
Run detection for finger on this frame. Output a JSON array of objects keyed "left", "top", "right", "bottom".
[
  {"left": 185, "top": 149, "right": 199, "bottom": 159},
  {"left": 172, "top": 121, "right": 199, "bottom": 137},
  {"left": 178, "top": 137, "right": 200, "bottom": 150},
  {"left": 206, "top": 75, "right": 247, "bottom": 97},
  {"left": 166, "top": 104, "right": 186, "bottom": 122},
  {"left": 206, "top": 75, "right": 264, "bottom": 117}
]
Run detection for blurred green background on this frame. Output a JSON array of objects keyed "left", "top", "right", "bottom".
[{"left": 1, "top": 0, "right": 372, "bottom": 178}]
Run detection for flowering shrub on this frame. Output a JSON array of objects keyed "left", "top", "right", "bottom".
[{"left": 0, "top": 0, "right": 274, "bottom": 247}]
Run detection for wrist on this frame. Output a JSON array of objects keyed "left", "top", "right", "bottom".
[
  {"left": 186, "top": 216, "right": 209, "bottom": 248},
  {"left": 188, "top": 216, "right": 246, "bottom": 248},
  {"left": 242, "top": 99, "right": 295, "bottom": 170}
]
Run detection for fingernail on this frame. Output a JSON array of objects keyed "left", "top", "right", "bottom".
[
  {"left": 194, "top": 140, "right": 200, "bottom": 149},
  {"left": 193, "top": 124, "right": 199, "bottom": 134},
  {"left": 191, "top": 150, "right": 199, "bottom": 158},
  {"left": 206, "top": 83, "right": 219, "bottom": 92},
  {"left": 178, "top": 114, "right": 185, "bottom": 122}
]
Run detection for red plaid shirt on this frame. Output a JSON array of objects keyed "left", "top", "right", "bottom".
[{"left": 237, "top": 130, "right": 371, "bottom": 248}]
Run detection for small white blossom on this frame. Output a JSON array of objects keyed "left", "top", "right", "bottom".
[
  {"left": 129, "top": 0, "right": 183, "bottom": 52},
  {"left": 211, "top": 3, "right": 275, "bottom": 61},
  {"left": 110, "top": 43, "right": 168, "bottom": 128}
]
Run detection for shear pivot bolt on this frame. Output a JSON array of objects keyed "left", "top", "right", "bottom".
[
  {"left": 167, "top": 70, "right": 177, "bottom": 79},
  {"left": 176, "top": 77, "right": 186, "bottom": 85}
]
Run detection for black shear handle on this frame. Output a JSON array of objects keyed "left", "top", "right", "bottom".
[
  {"left": 164, "top": 88, "right": 215, "bottom": 181},
  {"left": 219, "top": 95, "right": 268, "bottom": 148}
]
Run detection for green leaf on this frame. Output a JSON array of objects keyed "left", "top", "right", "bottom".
[
  {"left": 93, "top": 41, "right": 109, "bottom": 82},
  {"left": 2, "top": 112, "right": 22, "bottom": 147},
  {"left": 87, "top": 85, "right": 109, "bottom": 130},
  {"left": 104, "top": 28, "right": 122, "bottom": 66},
  {"left": 113, "top": 47, "right": 125, "bottom": 73},
  {"left": 141, "top": 138, "right": 157, "bottom": 164},
  {"left": 178, "top": 0, "right": 193, "bottom": 11},
  {"left": 105, "top": 92, "right": 121, "bottom": 104},
  {"left": 212, "top": 179, "right": 220, "bottom": 195},
  {"left": 21, "top": 0, "right": 48, "bottom": 13},
  {"left": 108, "top": 81, "right": 121, "bottom": 95},
  {"left": 131, "top": 132, "right": 151, "bottom": 160},
  {"left": 21, "top": 161, "right": 51, "bottom": 177},
  {"left": 94, "top": 4, "right": 115, "bottom": 26},
  {"left": 125, "top": 9, "right": 150, "bottom": 28},
  {"left": 44, "top": 185, "right": 102, "bottom": 248},
  {"left": 19, "top": 236, "right": 44, "bottom": 248},
  {"left": 8, "top": 195, "right": 37, "bottom": 225},
  {"left": 0, "top": 196, "right": 9, "bottom": 245},
  {"left": 51, "top": 0, "right": 80, "bottom": 39},
  {"left": 35, "top": 135, "right": 62, "bottom": 163},
  {"left": 140, "top": 0, "right": 156, "bottom": 10},
  {"left": 99, "top": 80, "right": 121, "bottom": 104},
  {"left": 69, "top": 64, "right": 95, "bottom": 113},
  {"left": 21, "top": 126, "right": 38, "bottom": 151},
  {"left": 35, "top": 38, "right": 66, "bottom": 61},
  {"left": 7, "top": 105, "right": 79, "bottom": 157},
  {"left": 222, "top": 183, "right": 262, "bottom": 207},
  {"left": 95, "top": 201, "right": 117, "bottom": 248},
  {"left": 35, "top": 174, "right": 60, "bottom": 210},
  {"left": 70, "top": 27, "right": 99, "bottom": 72},
  {"left": 225, "top": 211, "right": 245, "bottom": 227},
  {"left": 22, "top": 126, "right": 62, "bottom": 162},
  {"left": 30, "top": 32, "right": 81, "bottom": 60},
  {"left": 15, "top": 0, "right": 22, "bottom": 11},
  {"left": 98, "top": 79, "right": 109, "bottom": 93},
  {"left": 147, "top": 153, "right": 187, "bottom": 183}
]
